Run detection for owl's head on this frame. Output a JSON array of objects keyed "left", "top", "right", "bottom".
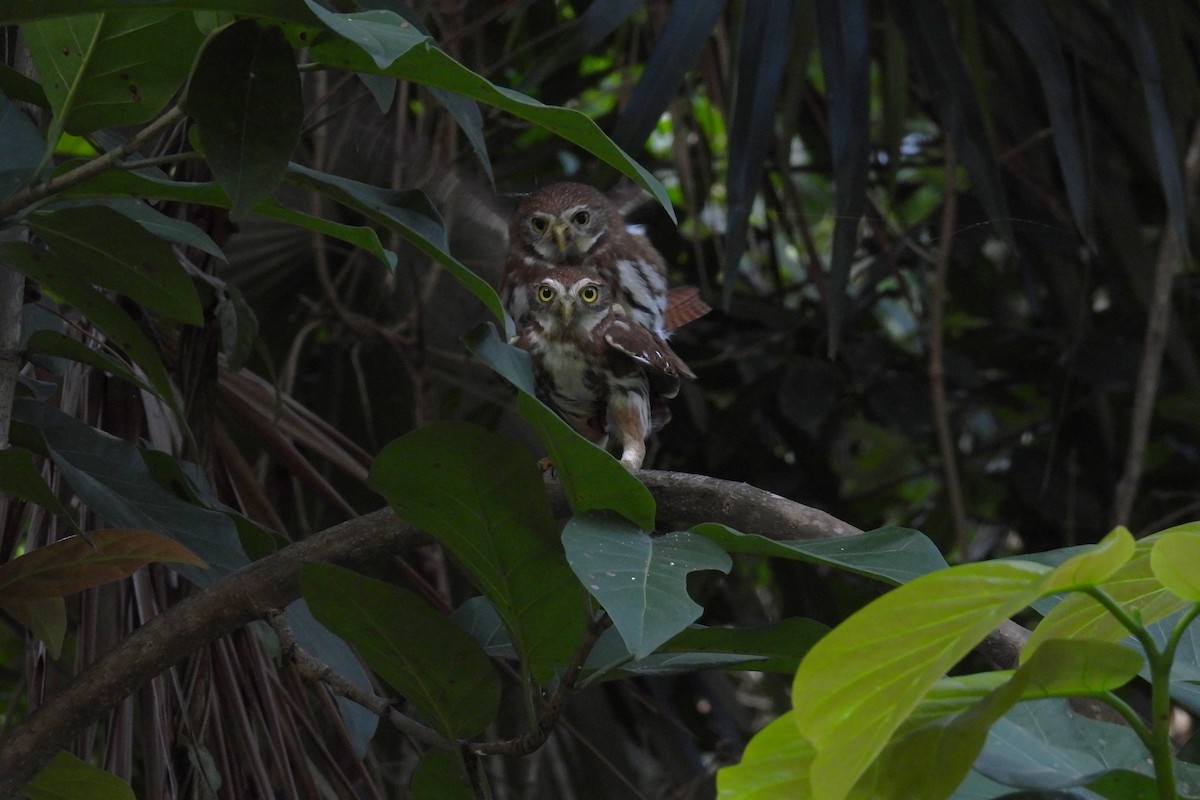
[
  {"left": 512, "top": 183, "right": 617, "bottom": 262},
  {"left": 529, "top": 267, "right": 614, "bottom": 336}
]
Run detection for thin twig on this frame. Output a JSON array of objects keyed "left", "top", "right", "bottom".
[
  {"left": 0, "top": 262, "right": 24, "bottom": 450},
  {"left": 929, "top": 141, "right": 970, "bottom": 557},
  {"left": 470, "top": 614, "right": 612, "bottom": 756},
  {"left": 1112, "top": 118, "right": 1200, "bottom": 527},
  {"left": 0, "top": 106, "right": 188, "bottom": 221},
  {"left": 265, "top": 610, "right": 451, "bottom": 751}
]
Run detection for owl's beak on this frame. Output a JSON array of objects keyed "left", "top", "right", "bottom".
[
  {"left": 555, "top": 297, "right": 574, "bottom": 326},
  {"left": 551, "top": 221, "right": 569, "bottom": 254}
]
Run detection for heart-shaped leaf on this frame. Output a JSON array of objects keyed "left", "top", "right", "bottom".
[{"left": 563, "top": 512, "right": 731, "bottom": 659}]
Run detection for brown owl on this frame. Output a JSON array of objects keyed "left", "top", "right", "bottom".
[
  {"left": 501, "top": 182, "right": 708, "bottom": 337},
  {"left": 511, "top": 266, "right": 695, "bottom": 470}
]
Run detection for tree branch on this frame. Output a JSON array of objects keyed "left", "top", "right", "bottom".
[
  {"left": 1112, "top": 117, "right": 1200, "bottom": 527},
  {"left": 0, "top": 470, "right": 1026, "bottom": 795}
]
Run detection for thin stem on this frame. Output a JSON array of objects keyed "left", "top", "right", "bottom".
[
  {"left": 0, "top": 105, "right": 187, "bottom": 221},
  {"left": 1095, "top": 690, "right": 1155, "bottom": 751},
  {"left": 929, "top": 139, "right": 970, "bottom": 557},
  {"left": 265, "top": 610, "right": 452, "bottom": 751}
]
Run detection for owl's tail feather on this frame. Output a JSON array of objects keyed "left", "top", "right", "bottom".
[{"left": 665, "top": 286, "right": 711, "bottom": 331}]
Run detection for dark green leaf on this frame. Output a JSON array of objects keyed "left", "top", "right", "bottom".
[
  {"left": 463, "top": 322, "right": 657, "bottom": 530},
  {"left": 411, "top": 750, "right": 475, "bottom": 800},
  {"left": 23, "top": 10, "right": 203, "bottom": 136},
  {"left": 11, "top": 398, "right": 246, "bottom": 587},
  {"left": 300, "top": 7, "right": 673, "bottom": 219},
  {"left": 28, "top": 205, "right": 204, "bottom": 324},
  {"left": 23, "top": 751, "right": 136, "bottom": 800},
  {"left": 54, "top": 198, "right": 227, "bottom": 261},
  {"left": 692, "top": 523, "right": 947, "bottom": 585},
  {"left": 184, "top": 19, "right": 302, "bottom": 220},
  {"left": 562, "top": 512, "right": 731, "bottom": 659},
  {"left": 451, "top": 596, "right": 517, "bottom": 661},
  {"left": 812, "top": 0, "right": 869, "bottom": 353},
  {"left": 285, "top": 164, "right": 502, "bottom": 322},
  {"left": 993, "top": 0, "right": 1093, "bottom": 241},
  {"left": 0, "top": 242, "right": 184, "bottom": 420},
  {"left": 611, "top": 0, "right": 726, "bottom": 152},
  {"left": 215, "top": 284, "right": 258, "bottom": 371},
  {"left": 303, "top": 562, "right": 501, "bottom": 739},
  {"left": 369, "top": 422, "right": 586, "bottom": 683},
  {"left": 0, "top": 64, "right": 48, "bottom": 108},
  {"left": 1, "top": 1, "right": 322, "bottom": 25},
  {"left": 428, "top": 87, "right": 493, "bottom": 185},
  {"left": 662, "top": 619, "right": 829, "bottom": 673},
  {"left": 890, "top": 0, "right": 1012, "bottom": 243},
  {"left": 0, "top": 447, "right": 78, "bottom": 532},
  {"left": 0, "top": 89, "right": 44, "bottom": 202},
  {"left": 521, "top": 0, "right": 645, "bottom": 89}
]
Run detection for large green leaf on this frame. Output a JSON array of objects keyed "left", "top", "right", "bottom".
[
  {"left": 184, "top": 19, "right": 302, "bottom": 221},
  {"left": 45, "top": 197, "right": 226, "bottom": 261},
  {"left": 857, "top": 640, "right": 1143, "bottom": 800},
  {"left": 23, "top": 9, "right": 203, "bottom": 137},
  {"left": 974, "top": 698, "right": 1200, "bottom": 796},
  {"left": 0, "top": 447, "right": 78, "bottom": 530},
  {"left": 298, "top": 6, "right": 672, "bottom": 218},
  {"left": 1, "top": 1, "right": 320, "bottom": 24},
  {"left": 464, "top": 322, "right": 657, "bottom": 530},
  {"left": 23, "top": 751, "right": 136, "bottom": 800},
  {"left": 791, "top": 527, "right": 1133, "bottom": 799},
  {"left": 302, "top": 562, "right": 500, "bottom": 740},
  {"left": 27, "top": 205, "right": 204, "bottom": 324},
  {"left": 562, "top": 512, "right": 731, "bottom": 659},
  {"left": 716, "top": 711, "right": 815, "bottom": 800},
  {"left": 284, "top": 164, "right": 502, "bottom": 322},
  {"left": 411, "top": 750, "right": 475, "bottom": 800},
  {"left": 369, "top": 422, "right": 585, "bottom": 683},
  {"left": 692, "top": 524, "right": 946, "bottom": 586}
]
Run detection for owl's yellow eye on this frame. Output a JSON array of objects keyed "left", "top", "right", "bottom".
[
  {"left": 579, "top": 285, "right": 600, "bottom": 303},
  {"left": 572, "top": 210, "right": 590, "bottom": 226},
  {"left": 537, "top": 285, "right": 556, "bottom": 303},
  {"left": 530, "top": 216, "right": 548, "bottom": 233}
]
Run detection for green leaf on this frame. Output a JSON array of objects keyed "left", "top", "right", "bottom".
[
  {"left": 792, "top": 527, "right": 1134, "bottom": 799},
  {"left": 215, "top": 284, "right": 258, "bottom": 371},
  {"left": 0, "top": 242, "right": 185, "bottom": 423},
  {"left": 185, "top": 19, "right": 302, "bottom": 221},
  {"left": 716, "top": 711, "right": 815, "bottom": 800},
  {"left": 563, "top": 512, "right": 731, "bottom": 659},
  {"left": 692, "top": 524, "right": 947, "bottom": 586},
  {"left": 655, "top": 618, "right": 829, "bottom": 674},
  {"left": 859, "top": 640, "right": 1143, "bottom": 800},
  {"left": 2, "top": 596, "right": 66, "bottom": 660},
  {"left": 24, "top": 10, "right": 203, "bottom": 137},
  {"left": 411, "top": 750, "right": 475, "bottom": 800},
  {"left": 300, "top": 7, "right": 673, "bottom": 219},
  {"left": 1151, "top": 527, "right": 1200, "bottom": 601},
  {"left": 285, "top": 164, "right": 501, "bottom": 321},
  {"left": 61, "top": 166, "right": 397, "bottom": 269},
  {"left": 464, "top": 321, "right": 657, "bottom": 530},
  {"left": 1025, "top": 525, "right": 1187, "bottom": 659},
  {"left": 27, "top": 205, "right": 204, "bottom": 325},
  {"left": 302, "top": 562, "right": 500, "bottom": 739},
  {"left": 0, "top": 89, "right": 44, "bottom": 202},
  {"left": 52, "top": 197, "right": 227, "bottom": 261},
  {"left": 369, "top": 422, "right": 585, "bottom": 683},
  {"left": 0, "top": 447, "right": 78, "bottom": 530},
  {"left": 23, "top": 750, "right": 136, "bottom": 800},
  {"left": 0, "top": 529, "right": 204, "bottom": 601},
  {"left": 451, "top": 596, "right": 517, "bottom": 660},
  {"left": 12, "top": 398, "right": 245, "bottom": 587}
]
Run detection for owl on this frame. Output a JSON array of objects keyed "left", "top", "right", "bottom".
[
  {"left": 501, "top": 182, "right": 709, "bottom": 337},
  {"left": 511, "top": 266, "right": 695, "bottom": 470}
]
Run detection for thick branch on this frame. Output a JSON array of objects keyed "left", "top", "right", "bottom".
[{"left": 0, "top": 470, "right": 1024, "bottom": 795}]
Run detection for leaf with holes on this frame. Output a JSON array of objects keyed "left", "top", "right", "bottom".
[{"left": 563, "top": 512, "right": 730, "bottom": 659}]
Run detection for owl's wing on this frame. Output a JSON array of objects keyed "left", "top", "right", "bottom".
[{"left": 603, "top": 317, "right": 696, "bottom": 394}]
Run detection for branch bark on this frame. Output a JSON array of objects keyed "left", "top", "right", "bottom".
[{"left": 0, "top": 470, "right": 1025, "bottom": 796}]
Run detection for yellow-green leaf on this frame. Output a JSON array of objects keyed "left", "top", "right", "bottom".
[{"left": 1150, "top": 527, "right": 1200, "bottom": 601}]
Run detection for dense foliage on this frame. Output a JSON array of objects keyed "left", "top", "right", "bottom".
[{"left": 1, "top": 1, "right": 1199, "bottom": 799}]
